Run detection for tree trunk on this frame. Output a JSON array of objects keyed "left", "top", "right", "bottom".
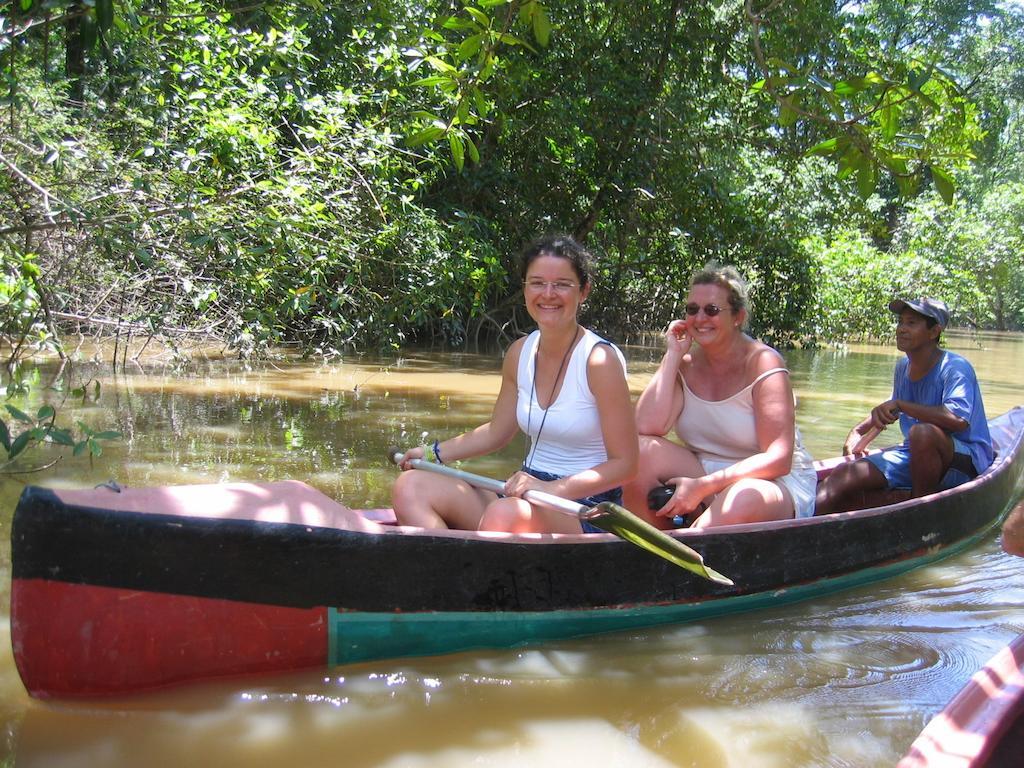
[
  {"left": 573, "top": 0, "right": 685, "bottom": 242},
  {"left": 65, "top": 3, "right": 86, "bottom": 106}
]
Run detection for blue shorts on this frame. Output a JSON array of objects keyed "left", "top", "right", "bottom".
[
  {"left": 864, "top": 436, "right": 978, "bottom": 491},
  {"left": 522, "top": 466, "right": 622, "bottom": 534}
]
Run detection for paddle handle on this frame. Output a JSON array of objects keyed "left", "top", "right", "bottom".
[
  {"left": 393, "top": 454, "right": 594, "bottom": 520},
  {"left": 392, "top": 452, "right": 734, "bottom": 584},
  {"left": 849, "top": 425, "right": 883, "bottom": 454}
]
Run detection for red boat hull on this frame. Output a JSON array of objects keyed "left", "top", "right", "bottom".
[{"left": 12, "top": 579, "right": 327, "bottom": 698}]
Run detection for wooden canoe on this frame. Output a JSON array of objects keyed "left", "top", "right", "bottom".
[
  {"left": 898, "top": 632, "right": 1024, "bottom": 768},
  {"left": 10, "top": 407, "right": 1024, "bottom": 699}
]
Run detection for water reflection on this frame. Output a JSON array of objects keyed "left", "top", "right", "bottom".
[{"left": 3, "top": 332, "right": 1024, "bottom": 766}]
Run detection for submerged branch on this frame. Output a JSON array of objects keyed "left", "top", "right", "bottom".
[{"left": 51, "top": 311, "right": 229, "bottom": 337}]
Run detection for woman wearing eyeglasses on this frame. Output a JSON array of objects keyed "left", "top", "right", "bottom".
[
  {"left": 392, "top": 234, "right": 637, "bottom": 533},
  {"left": 622, "top": 264, "right": 816, "bottom": 529}
]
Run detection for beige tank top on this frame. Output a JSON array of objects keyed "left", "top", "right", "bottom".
[{"left": 675, "top": 368, "right": 810, "bottom": 465}]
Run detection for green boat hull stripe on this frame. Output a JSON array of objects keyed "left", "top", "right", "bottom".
[{"left": 327, "top": 525, "right": 994, "bottom": 666}]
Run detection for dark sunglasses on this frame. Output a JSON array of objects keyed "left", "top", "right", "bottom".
[{"left": 684, "top": 302, "right": 729, "bottom": 317}]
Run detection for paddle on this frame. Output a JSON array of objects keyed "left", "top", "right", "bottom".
[
  {"left": 389, "top": 451, "right": 733, "bottom": 585},
  {"left": 849, "top": 425, "right": 883, "bottom": 455}
]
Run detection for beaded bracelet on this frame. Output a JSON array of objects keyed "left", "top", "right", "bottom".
[{"left": 431, "top": 439, "right": 444, "bottom": 465}]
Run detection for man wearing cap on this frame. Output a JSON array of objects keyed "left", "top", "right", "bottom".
[{"left": 815, "top": 297, "right": 994, "bottom": 515}]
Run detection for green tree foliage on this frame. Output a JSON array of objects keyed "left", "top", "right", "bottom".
[
  {"left": 1, "top": 0, "right": 1022, "bottom": 358},
  {"left": 805, "top": 179, "right": 1024, "bottom": 341},
  {"left": 801, "top": 4, "right": 1024, "bottom": 340},
  {"left": 804, "top": 229, "right": 958, "bottom": 342},
  {"left": 0, "top": 398, "right": 120, "bottom": 472},
  {"left": 894, "top": 182, "right": 1024, "bottom": 330},
  {"left": 747, "top": 0, "right": 990, "bottom": 202}
]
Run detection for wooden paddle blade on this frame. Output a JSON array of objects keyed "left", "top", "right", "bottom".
[{"left": 587, "top": 502, "right": 734, "bottom": 585}]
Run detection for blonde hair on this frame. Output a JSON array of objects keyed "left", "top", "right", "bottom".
[{"left": 689, "top": 263, "right": 748, "bottom": 314}]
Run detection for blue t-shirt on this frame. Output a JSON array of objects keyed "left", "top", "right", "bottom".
[{"left": 892, "top": 351, "right": 994, "bottom": 473}]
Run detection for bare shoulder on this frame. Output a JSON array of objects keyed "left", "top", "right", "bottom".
[
  {"left": 505, "top": 335, "right": 527, "bottom": 359},
  {"left": 747, "top": 340, "right": 787, "bottom": 376},
  {"left": 586, "top": 341, "right": 627, "bottom": 386}
]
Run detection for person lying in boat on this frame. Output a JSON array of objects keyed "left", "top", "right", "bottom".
[
  {"left": 814, "top": 298, "right": 994, "bottom": 516},
  {"left": 392, "top": 234, "right": 638, "bottom": 533},
  {"left": 621, "top": 264, "right": 817, "bottom": 529}
]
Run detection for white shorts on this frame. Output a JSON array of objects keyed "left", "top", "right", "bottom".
[{"left": 699, "top": 457, "right": 817, "bottom": 519}]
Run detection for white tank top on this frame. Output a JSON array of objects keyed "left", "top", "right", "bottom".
[{"left": 516, "top": 329, "right": 627, "bottom": 475}]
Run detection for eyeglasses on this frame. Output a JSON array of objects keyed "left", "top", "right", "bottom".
[
  {"left": 523, "top": 279, "right": 579, "bottom": 294},
  {"left": 684, "top": 302, "right": 729, "bottom": 317}
]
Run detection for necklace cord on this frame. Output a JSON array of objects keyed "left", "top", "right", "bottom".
[{"left": 525, "top": 326, "right": 581, "bottom": 470}]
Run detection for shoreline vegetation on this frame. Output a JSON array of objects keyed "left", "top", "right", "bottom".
[
  {"left": 0, "top": 325, "right": 1006, "bottom": 380},
  {"left": 2, "top": 2, "right": 1022, "bottom": 370}
]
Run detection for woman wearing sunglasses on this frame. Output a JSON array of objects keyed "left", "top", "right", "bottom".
[
  {"left": 622, "top": 264, "right": 816, "bottom": 529},
  {"left": 392, "top": 234, "right": 637, "bottom": 533}
]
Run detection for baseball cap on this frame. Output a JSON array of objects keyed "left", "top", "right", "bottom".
[{"left": 889, "top": 298, "right": 950, "bottom": 328}]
